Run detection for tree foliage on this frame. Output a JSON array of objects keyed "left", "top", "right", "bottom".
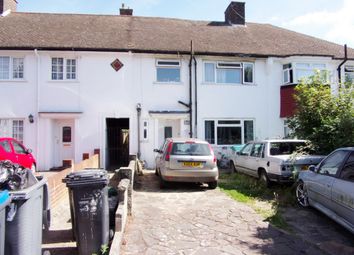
[{"left": 288, "top": 72, "right": 354, "bottom": 155}]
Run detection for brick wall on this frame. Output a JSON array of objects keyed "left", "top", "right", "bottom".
[{"left": 44, "top": 154, "right": 100, "bottom": 209}]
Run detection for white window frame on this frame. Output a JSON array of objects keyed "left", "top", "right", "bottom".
[
  {"left": 282, "top": 63, "right": 293, "bottom": 84},
  {"left": 0, "top": 119, "right": 24, "bottom": 143},
  {"left": 283, "top": 62, "right": 327, "bottom": 84},
  {"left": 51, "top": 57, "right": 78, "bottom": 81},
  {"left": 155, "top": 59, "right": 181, "bottom": 83},
  {"left": 0, "top": 56, "right": 25, "bottom": 81},
  {"left": 344, "top": 65, "right": 354, "bottom": 83},
  {"left": 203, "top": 61, "right": 254, "bottom": 85},
  {"left": 204, "top": 119, "right": 255, "bottom": 146}
]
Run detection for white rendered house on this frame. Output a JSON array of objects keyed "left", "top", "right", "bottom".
[{"left": 0, "top": 1, "right": 353, "bottom": 170}]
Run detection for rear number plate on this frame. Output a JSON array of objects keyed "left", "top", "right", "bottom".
[
  {"left": 183, "top": 162, "right": 202, "bottom": 167},
  {"left": 301, "top": 165, "right": 309, "bottom": 170}
]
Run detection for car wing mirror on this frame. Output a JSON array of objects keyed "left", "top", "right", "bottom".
[
  {"left": 236, "top": 151, "right": 240, "bottom": 155},
  {"left": 153, "top": 149, "right": 162, "bottom": 153},
  {"left": 309, "top": 165, "right": 316, "bottom": 172},
  {"left": 26, "top": 148, "right": 32, "bottom": 154}
]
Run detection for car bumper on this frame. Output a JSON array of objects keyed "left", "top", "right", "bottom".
[
  {"left": 268, "top": 173, "right": 295, "bottom": 183},
  {"left": 161, "top": 167, "right": 219, "bottom": 183}
]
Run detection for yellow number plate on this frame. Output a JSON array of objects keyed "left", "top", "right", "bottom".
[
  {"left": 183, "top": 162, "right": 202, "bottom": 167},
  {"left": 301, "top": 165, "right": 309, "bottom": 170}
]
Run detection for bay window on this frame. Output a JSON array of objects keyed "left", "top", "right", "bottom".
[
  {"left": 205, "top": 119, "right": 254, "bottom": 145},
  {"left": 283, "top": 62, "right": 327, "bottom": 84}
]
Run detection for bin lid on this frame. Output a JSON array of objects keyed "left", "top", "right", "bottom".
[
  {"left": 63, "top": 169, "right": 108, "bottom": 186},
  {"left": 0, "top": 190, "right": 10, "bottom": 205}
]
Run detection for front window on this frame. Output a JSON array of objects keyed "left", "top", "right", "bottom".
[
  {"left": 204, "top": 61, "right": 254, "bottom": 84},
  {"left": 0, "top": 56, "right": 25, "bottom": 80},
  {"left": 204, "top": 119, "right": 254, "bottom": 145},
  {"left": 345, "top": 65, "right": 354, "bottom": 83},
  {"left": 0, "top": 119, "right": 24, "bottom": 143},
  {"left": 52, "top": 57, "right": 77, "bottom": 80},
  {"left": 156, "top": 59, "right": 181, "bottom": 83}
]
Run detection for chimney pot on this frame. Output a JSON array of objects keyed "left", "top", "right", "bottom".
[
  {"left": 1, "top": 0, "right": 17, "bottom": 14},
  {"left": 225, "top": 2, "right": 245, "bottom": 25},
  {"left": 120, "top": 3, "right": 133, "bottom": 16}
]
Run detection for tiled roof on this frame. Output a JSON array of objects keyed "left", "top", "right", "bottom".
[{"left": 1, "top": 12, "right": 353, "bottom": 59}]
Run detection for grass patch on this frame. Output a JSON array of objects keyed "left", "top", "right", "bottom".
[{"left": 219, "top": 172, "right": 296, "bottom": 231}]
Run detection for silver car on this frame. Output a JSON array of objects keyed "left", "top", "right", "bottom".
[
  {"left": 154, "top": 138, "right": 218, "bottom": 189},
  {"left": 296, "top": 147, "right": 354, "bottom": 234}
]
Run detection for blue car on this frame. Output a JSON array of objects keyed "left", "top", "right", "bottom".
[{"left": 296, "top": 147, "right": 354, "bottom": 234}]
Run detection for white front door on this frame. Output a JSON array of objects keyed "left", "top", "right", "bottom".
[{"left": 54, "top": 119, "right": 75, "bottom": 167}]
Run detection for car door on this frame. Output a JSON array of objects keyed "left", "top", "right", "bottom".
[
  {"left": 331, "top": 151, "right": 354, "bottom": 228},
  {"left": 10, "top": 140, "right": 32, "bottom": 168},
  {"left": 155, "top": 140, "right": 168, "bottom": 171},
  {"left": 235, "top": 143, "right": 253, "bottom": 174},
  {"left": 248, "top": 143, "right": 265, "bottom": 177},
  {"left": 307, "top": 150, "right": 348, "bottom": 211},
  {"left": 0, "top": 139, "right": 16, "bottom": 163}
]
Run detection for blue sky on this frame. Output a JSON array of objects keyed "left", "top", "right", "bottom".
[{"left": 17, "top": 0, "right": 354, "bottom": 48}]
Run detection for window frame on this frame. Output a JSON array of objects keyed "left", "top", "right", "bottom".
[
  {"left": 282, "top": 62, "right": 327, "bottom": 84},
  {"left": 155, "top": 59, "right": 181, "bottom": 83},
  {"left": 203, "top": 60, "right": 255, "bottom": 85},
  {"left": 0, "top": 119, "right": 24, "bottom": 144},
  {"left": 0, "top": 56, "right": 25, "bottom": 81},
  {"left": 51, "top": 57, "right": 78, "bottom": 81},
  {"left": 204, "top": 119, "right": 255, "bottom": 146},
  {"left": 344, "top": 65, "right": 354, "bottom": 83}
]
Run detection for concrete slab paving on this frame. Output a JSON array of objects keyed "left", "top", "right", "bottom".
[{"left": 121, "top": 171, "right": 324, "bottom": 255}]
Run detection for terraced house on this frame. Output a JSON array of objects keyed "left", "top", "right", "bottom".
[{"left": 0, "top": 0, "right": 353, "bottom": 170}]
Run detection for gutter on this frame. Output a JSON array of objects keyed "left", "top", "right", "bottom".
[
  {"left": 337, "top": 44, "right": 348, "bottom": 84},
  {"left": 193, "top": 55, "right": 198, "bottom": 137},
  {"left": 188, "top": 41, "right": 193, "bottom": 138}
]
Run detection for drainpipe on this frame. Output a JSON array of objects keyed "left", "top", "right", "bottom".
[
  {"left": 136, "top": 103, "right": 142, "bottom": 159},
  {"left": 34, "top": 49, "right": 40, "bottom": 170},
  {"left": 337, "top": 44, "right": 348, "bottom": 85},
  {"left": 193, "top": 55, "right": 198, "bottom": 137},
  {"left": 188, "top": 41, "right": 193, "bottom": 138}
]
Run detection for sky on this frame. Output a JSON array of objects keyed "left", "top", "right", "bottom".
[{"left": 17, "top": 0, "right": 354, "bottom": 49}]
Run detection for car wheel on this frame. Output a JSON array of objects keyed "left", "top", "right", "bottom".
[
  {"left": 208, "top": 181, "right": 218, "bottom": 189},
  {"left": 31, "top": 163, "right": 36, "bottom": 172},
  {"left": 230, "top": 161, "right": 237, "bottom": 173},
  {"left": 259, "top": 170, "right": 271, "bottom": 188},
  {"left": 159, "top": 175, "right": 168, "bottom": 189},
  {"left": 296, "top": 181, "right": 309, "bottom": 207}
]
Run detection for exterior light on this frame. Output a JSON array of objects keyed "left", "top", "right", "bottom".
[
  {"left": 28, "top": 114, "right": 34, "bottom": 123},
  {"left": 136, "top": 103, "right": 142, "bottom": 113}
]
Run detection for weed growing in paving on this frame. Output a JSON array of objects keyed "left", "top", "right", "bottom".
[{"left": 219, "top": 173, "right": 296, "bottom": 231}]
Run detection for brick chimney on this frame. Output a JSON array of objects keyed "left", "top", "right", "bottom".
[
  {"left": 119, "top": 3, "right": 133, "bottom": 16},
  {"left": 0, "top": 0, "right": 17, "bottom": 14},
  {"left": 225, "top": 2, "right": 245, "bottom": 25}
]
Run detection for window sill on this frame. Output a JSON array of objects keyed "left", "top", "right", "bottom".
[
  {"left": 153, "top": 81, "right": 183, "bottom": 85},
  {"left": 47, "top": 80, "right": 80, "bottom": 84},
  {"left": 0, "top": 79, "right": 27, "bottom": 83},
  {"left": 201, "top": 82, "right": 256, "bottom": 86}
]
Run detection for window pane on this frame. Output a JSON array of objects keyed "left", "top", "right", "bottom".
[
  {"left": 217, "top": 68, "right": 241, "bottom": 83},
  {"left": 157, "top": 68, "right": 180, "bottom": 82},
  {"left": 13, "top": 58, "right": 24, "bottom": 79},
  {"left": 164, "top": 126, "right": 172, "bottom": 139},
  {"left": 244, "top": 120, "right": 254, "bottom": 143},
  {"left": 0, "top": 57, "right": 10, "bottom": 80},
  {"left": 63, "top": 126, "right": 72, "bottom": 142},
  {"left": 205, "top": 121, "right": 215, "bottom": 144},
  {"left": 313, "top": 64, "right": 326, "bottom": 69},
  {"left": 52, "top": 57, "right": 64, "bottom": 80},
  {"left": 0, "top": 141, "right": 12, "bottom": 153},
  {"left": 157, "top": 60, "right": 180, "bottom": 66},
  {"left": 0, "top": 119, "right": 11, "bottom": 137},
  {"left": 12, "top": 120, "right": 24, "bottom": 144},
  {"left": 218, "top": 120, "right": 240, "bottom": 125},
  {"left": 319, "top": 150, "right": 348, "bottom": 176},
  {"left": 12, "top": 141, "right": 26, "bottom": 154},
  {"left": 217, "top": 126, "right": 241, "bottom": 145},
  {"left": 296, "top": 69, "right": 314, "bottom": 81},
  {"left": 171, "top": 143, "right": 211, "bottom": 156},
  {"left": 243, "top": 63, "right": 253, "bottom": 83},
  {"left": 204, "top": 63, "right": 215, "bottom": 82},
  {"left": 296, "top": 63, "right": 311, "bottom": 69},
  {"left": 340, "top": 152, "right": 354, "bottom": 182},
  {"left": 250, "top": 143, "right": 264, "bottom": 157}
]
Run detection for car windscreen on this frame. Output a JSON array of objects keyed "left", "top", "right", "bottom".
[
  {"left": 269, "top": 142, "right": 307, "bottom": 155},
  {"left": 171, "top": 143, "right": 211, "bottom": 156}
]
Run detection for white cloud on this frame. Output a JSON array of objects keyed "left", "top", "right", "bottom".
[{"left": 282, "top": 0, "right": 354, "bottom": 48}]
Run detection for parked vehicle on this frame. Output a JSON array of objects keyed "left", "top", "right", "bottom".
[
  {"left": 154, "top": 138, "right": 218, "bottom": 189},
  {"left": 296, "top": 147, "right": 354, "bottom": 234},
  {"left": 0, "top": 138, "right": 36, "bottom": 171},
  {"left": 229, "top": 139, "right": 325, "bottom": 186}
]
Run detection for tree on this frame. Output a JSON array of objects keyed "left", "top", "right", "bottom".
[{"left": 287, "top": 72, "right": 354, "bottom": 155}]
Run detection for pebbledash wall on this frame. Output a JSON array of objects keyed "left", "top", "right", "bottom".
[{"left": 1, "top": 47, "right": 349, "bottom": 170}]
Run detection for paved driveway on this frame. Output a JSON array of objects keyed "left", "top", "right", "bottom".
[{"left": 121, "top": 171, "right": 322, "bottom": 255}]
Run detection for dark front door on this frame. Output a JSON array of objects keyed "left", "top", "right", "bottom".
[{"left": 106, "top": 118, "right": 129, "bottom": 170}]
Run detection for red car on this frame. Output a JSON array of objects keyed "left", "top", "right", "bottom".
[{"left": 0, "top": 137, "right": 36, "bottom": 171}]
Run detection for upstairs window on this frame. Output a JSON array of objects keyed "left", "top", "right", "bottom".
[
  {"left": 345, "top": 65, "right": 354, "bottom": 83},
  {"left": 156, "top": 59, "right": 181, "bottom": 83},
  {"left": 0, "top": 56, "right": 24, "bottom": 80},
  {"left": 283, "top": 62, "right": 327, "bottom": 84},
  {"left": 204, "top": 61, "right": 254, "bottom": 84},
  {"left": 52, "top": 57, "right": 77, "bottom": 80}
]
